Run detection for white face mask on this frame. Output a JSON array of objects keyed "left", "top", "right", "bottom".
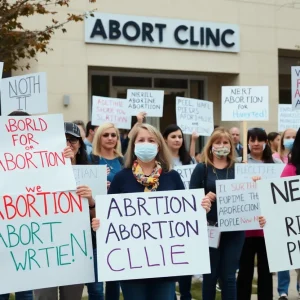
[
  {"left": 134, "top": 143, "right": 158, "bottom": 162},
  {"left": 212, "top": 146, "right": 230, "bottom": 158},
  {"left": 248, "top": 143, "right": 266, "bottom": 151}
]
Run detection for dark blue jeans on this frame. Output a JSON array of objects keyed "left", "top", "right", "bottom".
[
  {"left": 0, "top": 291, "right": 33, "bottom": 300},
  {"left": 86, "top": 248, "right": 104, "bottom": 300},
  {"left": 105, "top": 281, "right": 120, "bottom": 300},
  {"left": 202, "top": 231, "right": 245, "bottom": 300},
  {"left": 121, "top": 280, "right": 175, "bottom": 300},
  {"left": 175, "top": 276, "right": 192, "bottom": 300}
]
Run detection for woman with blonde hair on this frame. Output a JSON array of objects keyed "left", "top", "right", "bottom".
[
  {"left": 91, "top": 123, "right": 211, "bottom": 300},
  {"left": 190, "top": 127, "right": 244, "bottom": 300},
  {"left": 88, "top": 122, "right": 123, "bottom": 300}
]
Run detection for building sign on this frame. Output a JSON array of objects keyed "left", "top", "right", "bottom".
[{"left": 85, "top": 13, "right": 240, "bottom": 53}]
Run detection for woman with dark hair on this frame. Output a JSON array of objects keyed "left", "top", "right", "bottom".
[
  {"left": 236, "top": 128, "right": 282, "bottom": 300},
  {"left": 163, "top": 124, "right": 197, "bottom": 166},
  {"left": 267, "top": 131, "right": 280, "bottom": 154}
]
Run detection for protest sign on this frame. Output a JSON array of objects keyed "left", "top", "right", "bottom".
[
  {"left": 92, "top": 96, "right": 131, "bottom": 129},
  {"left": 96, "top": 189, "right": 210, "bottom": 281},
  {"left": 73, "top": 165, "right": 107, "bottom": 198},
  {"left": 207, "top": 226, "right": 221, "bottom": 248},
  {"left": 221, "top": 86, "right": 269, "bottom": 121},
  {"left": 127, "top": 89, "right": 164, "bottom": 117},
  {"left": 235, "top": 163, "right": 285, "bottom": 180},
  {"left": 176, "top": 97, "right": 214, "bottom": 136},
  {"left": 1, "top": 72, "right": 47, "bottom": 115},
  {"left": 257, "top": 176, "right": 300, "bottom": 272},
  {"left": 216, "top": 179, "right": 260, "bottom": 231},
  {"left": 0, "top": 62, "right": 3, "bottom": 92},
  {"left": 0, "top": 191, "right": 94, "bottom": 294},
  {"left": 291, "top": 67, "right": 300, "bottom": 110},
  {"left": 278, "top": 104, "right": 300, "bottom": 131},
  {"left": 0, "top": 114, "right": 76, "bottom": 195},
  {"left": 174, "top": 164, "right": 197, "bottom": 189}
]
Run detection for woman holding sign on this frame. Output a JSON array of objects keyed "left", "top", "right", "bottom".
[
  {"left": 92, "top": 123, "right": 211, "bottom": 300},
  {"left": 190, "top": 127, "right": 244, "bottom": 300}
]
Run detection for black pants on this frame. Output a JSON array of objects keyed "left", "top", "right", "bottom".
[
  {"left": 174, "top": 276, "right": 192, "bottom": 300},
  {"left": 237, "top": 237, "right": 273, "bottom": 300}
]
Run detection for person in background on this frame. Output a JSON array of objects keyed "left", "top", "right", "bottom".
[
  {"left": 229, "top": 127, "right": 243, "bottom": 157},
  {"left": 88, "top": 122, "right": 123, "bottom": 300},
  {"left": 84, "top": 121, "right": 98, "bottom": 155},
  {"left": 272, "top": 128, "right": 296, "bottom": 164},
  {"left": 236, "top": 128, "right": 282, "bottom": 300},
  {"left": 267, "top": 131, "right": 281, "bottom": 154},
  {"left": 73, "top": 119, "right": 86, "bottom": 139},
  {"left": 91, "top": 123, "right": 211, "bottom": 300},
  {"left": 190, "top": 127, "right": 244, "bottom": 300},
  {"left": 119, "top": 129, "right": 130, "bottom": 154},
  {"left": 195, "top": 152, "right": 202, "bottom": 163}
]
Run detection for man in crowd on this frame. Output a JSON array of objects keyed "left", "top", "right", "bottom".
[
  {"left": 84, "top": 121, "right": 98, "bottom": 155},
  {"left": 230, "top": 127, "right": 243, "bottom": 157}
]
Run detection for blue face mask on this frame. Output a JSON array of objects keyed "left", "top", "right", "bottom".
[
  {"left": 134, "top": 143, "right": 158, "bottom": 163},
  {"left": 283, "top": 139, "right": 294, "bottom": 150}
]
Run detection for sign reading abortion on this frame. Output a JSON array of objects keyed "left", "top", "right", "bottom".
[
  {"left": 257, "top": 176, "right": 300, "bottom": 272},
  {"left": 95, "top": 189, "right": 210, "bottom": 281},
  {"left": 0, "top": 191, "right": 94, "bottom": 294},
  {"left": 222, "top": 86, "right": 269, "bottom": 121}
]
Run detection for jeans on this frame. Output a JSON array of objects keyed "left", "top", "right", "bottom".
[
  {"left": 174, "top": 276, "right": 192, "bottom": 300},
  {"left": 121, "top": 280, "right": 175, "bottom": 300},
  {"left": 0, "top": 291, "right": 33, "bottom": 300},
  {"left": 202, "top": 231, "right": 245, "bottom": 300},
  {"left": 278, "top": 271, "right": 290, "bottom": 296},
  {"left": 105, "top": 281, "right": 120, "bottom": 300},
  {"left": 86, "top": 248, "right": 104, "bottom": 300}
]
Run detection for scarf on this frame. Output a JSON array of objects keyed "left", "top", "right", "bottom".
[{"left": 132, "top": 160, "right": 162, "bottom": 192}]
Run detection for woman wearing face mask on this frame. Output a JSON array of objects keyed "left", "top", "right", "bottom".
[
  {"left": 272, "top": 128, "right": 296, "bottom": 164},
  {"left": 267, "top": 132, "right": 281, "bottom": 154},
  {"left": 34, "top": 123, "right": 95, "bottom": 300},
  {"left": 190, "top": 127, "right": 243, "bottom": 300},
  {"left": 163, "top": 124, "right": 197, "bottom": 167},
  {"left": 88, "top": 123, "right": 123, "bottom": 300},
  {"left": 91, "top": 123, "right": 211, "bottom": 300},
  {"left": 236, "top": 128, "right": 282, "bottom": 300}
]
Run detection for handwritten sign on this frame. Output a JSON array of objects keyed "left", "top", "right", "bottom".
[
  {"left": 208, "top": 226, "right": 221, "bottom": 248},
  {"left": 216, "top": 180, "right": 260, "bottom": 231},
  {"left": 127, "top": 89, "right": 164, "bottom": 117},
  {"left": 73, "top": 165, "right": 107, "bottom": 198},
  {"left": 222, "top": 86, "right": 269, "bottom": 121},
  {"left": 1, "top": 72, "right": 47, "bottom": 115},
  {"left": 95, "top": 189, "right": 210, "bottom": 281},
  {"left": 0, "top": 191, "right": 94, "bottom": 294},
  {"left": 176, "top": 97, "right": 214, "bottom": 136},
  {"left": 92, "top": 96, "right": 131, "bottom": 129},
  {"left": 174, "top": 164, "right": 197, "bottom": 189},
  {"left": 235, "top": 163, "right": 285, "bottom": 180},
  {"left": 292, "top": 67, "right": 300, "bottom": 110},
  {"left": 278, "top": 104, "right": 300, "bottom": 131},
  {"left": 257, "top": 176, "right": 300, "bottom": 272},
  {"left": 0, "top": 114, "right": 76, "bottom": 195}
]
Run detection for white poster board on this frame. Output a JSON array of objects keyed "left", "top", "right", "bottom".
[
  {"left": 0, "top": 191, "right": 94, "bottom": 294},
  {"left": 257, "top": 176, "right": 300, "bottom": 272},
  {"left": 0, "top": 62, "right": 3, "bottom": 87},
  {"left": 291, "top": 66, "right": 300, "bottom": 110},
  {"left": 0, "top": 114, "right": 76, "bottom": 195},
  {"left": 216, "top": 179, "right": 260, "bottom": 231},
  {"left": 95, "top": 189, "right": 210, "bottom": 281},
  {"left": 1, "top": 72, "right": 48, "bottom": 115},
  {"left": 208, "top": 226, "right": 221, "bottom": 248},
  {"left": 222, "top": 86, "right": 269, "bottom": 121},
  {"left": 174, "top": 164, "right": 197, "bottom": 189},
  {"left": 176, "top": 97, "right": 214, "bottom": 136},
  {"left": 235, "top": 163, "right": 285, "bottom": 180},
  {"left": 278, "top": 104, "right": 300, "bottom": 131},
  {"left": 127, "top": 89, "right": 164, "bottom": 117},
  {"left": 92, "top": 96, "right": 131, "bottom": 129},
  {"left": 73, "top": 165, "right": 107, "bottom": 198}
]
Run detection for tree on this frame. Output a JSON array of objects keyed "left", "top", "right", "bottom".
[{"left": 0, "top": 0, "right": 96, "bottom": 71}]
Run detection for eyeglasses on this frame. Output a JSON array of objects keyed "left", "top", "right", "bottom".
[
  {"left": 66, "top": 137, "right": 79, "bottom": 144},
  {"left": 102, "top": 133, "right": 117, "bottom": 138}
]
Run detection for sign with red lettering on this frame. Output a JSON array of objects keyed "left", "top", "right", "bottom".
[
  {"left": 207, "top": 226, "right": 220, "bottom": 249},
  {"left": 216, "top": 179, "right": 261, "bottom": 232},
  {"left": 1, "top": 72, "right": 47, "bottom": 115},
  {"left": 95, "top": 189, "right": 210, "bottom": 281},
  {"left": 91, "top": 96, "right": 131, "bottom": 129},
  {"left": 0, "top": 191, "right": 94, "bottom": 294},
  {"left": 0, "top": 114, "right": 76, "bottom": 195},
  {"left": 292, "top": 67, "right": 300, "bottom": 110}
]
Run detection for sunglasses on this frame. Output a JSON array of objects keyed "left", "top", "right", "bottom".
[
  {"left": 102, "top": 133, "right": 117, "bottom": 138},
  {"left": 66, "top": 137, "right": 79, "bottom": 144}
]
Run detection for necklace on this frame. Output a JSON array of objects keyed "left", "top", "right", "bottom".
[
  {"left": 102, "top": 157, "right": 114, "bottom": 170},
  {"left": 213, "top": 167, "right": 229, "bottom": 180}
]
